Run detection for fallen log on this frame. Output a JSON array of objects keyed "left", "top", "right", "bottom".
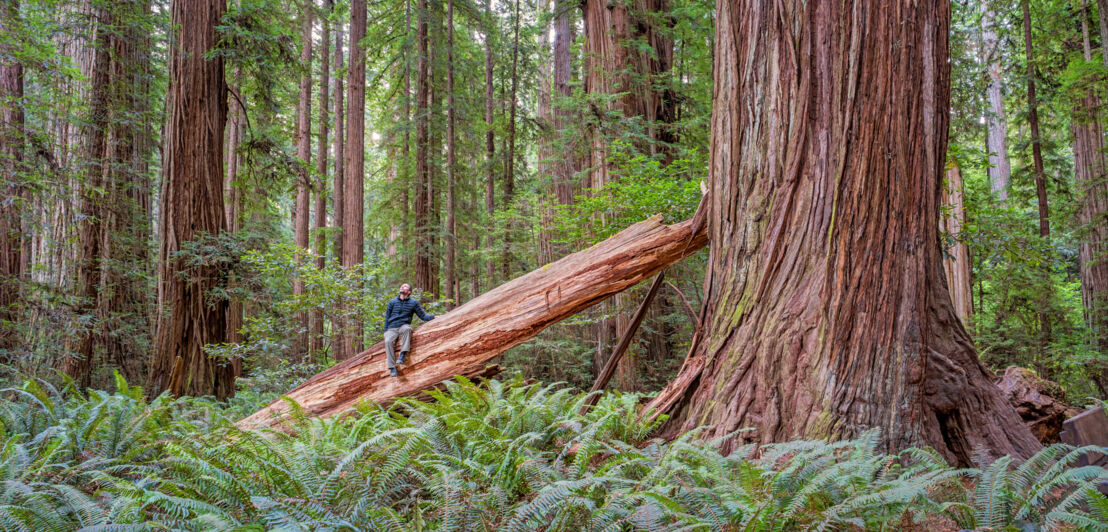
[{"left": 240, "top": 213, "right": 708, "bottom": 428}]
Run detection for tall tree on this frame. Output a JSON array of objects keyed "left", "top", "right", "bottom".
[
  {"left": 414, "top": 0, "right": 432, "bottom": 292},
  {"left": 647, "top": 0, "right": 1040, "bottom": 465},
  {"left": 1021, "top": 0, "right": 1054, "bottom": 373},
  {"left": 294, "top": 2, "right": 314, "bottom": 358},
  {"left": 445, "top": 0, "right": 456, "bottom": 308},
  {"left": 981, "top": 6, "right": 1011, "bottom": 201},
  {"left": 551, "top": 0, "right": 578, "bottom": 204},
  {"left": 502, "top": 0, "right": 520, "bottom": 279},
  {"left": 148, "top": 0, "right": 234, "bottom": 399},
  {"left": 1076, "top": 0, "right": 1108, "bottom": 396},
  {"left": 0, "top": 0, "right": 24, "bottom": 355},
  {"left": 341, "top": 0, "right": 366, "bottom": 359},
  {"left": 333, "top": 19, "right": 345, "bottom": 264},
  {"left": 312, "top": 0, "right": 331, "bottom": 357},
  {"left": 483, "top": 0, "right": 495, "bottom": 285}
]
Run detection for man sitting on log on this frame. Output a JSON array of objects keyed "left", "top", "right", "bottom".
[{"left": 383, "top": 283, "right": 435, "bottom": 377}]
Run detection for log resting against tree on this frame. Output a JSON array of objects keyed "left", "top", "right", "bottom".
[{"left": 240, "top": 211, "right": 708, "bottom": 429}]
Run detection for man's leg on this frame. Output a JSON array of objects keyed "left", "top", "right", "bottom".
[
  {"left": 384, "top": 328, "right": 399, "bottom": 371},
  {"left": 398, "top": 324, "right": 412, "bottom": 363}
]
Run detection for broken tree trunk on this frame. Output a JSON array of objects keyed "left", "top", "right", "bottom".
[{"left": 240, "top": 213, "right": 707, "bottom": 428}]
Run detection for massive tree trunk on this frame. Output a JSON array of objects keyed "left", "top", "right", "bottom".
[
  {"left": 148, "top": 0, "right": 233, "bottom": 399},
  {"left": 331, "top": 20, "right": 346, "bottom": 361},
  {"left": 241, "top": 213, "right": 707, "bottom": 428},
  {"left": 294, "top": 3, "right": 314, "bottom": 359},
  {"left": 981, "top": 7, "right": 1010, "bottom": 201},
  {"left": 0, "top": 0, "right": 24, "bottom": 355},
  {"left": 645, "top": 0, "right": 1040, "bottom": 466},
  {"left": 502, "top": 0, "right": 520, "bottom": 280},
  {"left": 341, "top": 0, "right": 366, "bottom": 360},
  {"left": 941, "top": 163, "right": 973, "bottom": 328},
  {"left": 1075, "top": 1, "right": 1108, "bottom": 397},
  {"left": 552, "top": 0, "right": 579, "bottom": 205}
]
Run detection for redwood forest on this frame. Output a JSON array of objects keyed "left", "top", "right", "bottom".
[{"left": 2, "top": 0, "right": 1108, "bottom": 529}]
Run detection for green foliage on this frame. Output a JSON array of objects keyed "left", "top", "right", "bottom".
[
  {"left": 0, "top": 374, "right": 1103, "bottom": 531},
  {"left": 553, "top": 142, "right": 704, "bottom": 245}
]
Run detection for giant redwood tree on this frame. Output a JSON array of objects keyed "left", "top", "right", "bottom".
[
  {"left": 0, "top": 0, "right": 24, "bottom": 354},
  {"left": 148, "top": 0, "right": 234, "bottom": 399},
  {"left": 646, "top": 0, "right": 1040, "bottom": 465}
]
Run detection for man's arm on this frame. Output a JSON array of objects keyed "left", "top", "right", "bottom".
[
  {"left": 385, "top": 300, "right": 394, "bottom": 324},
  {"left": 414, "top": 301, "right": 434, "bottom": 322}
]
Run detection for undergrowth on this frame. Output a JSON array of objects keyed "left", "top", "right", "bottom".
[{"left": 0, "top": 374, "right": 1105, "bottom": 531}]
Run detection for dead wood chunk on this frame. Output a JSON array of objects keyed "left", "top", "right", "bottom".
[
  {"left": 1060, "top": 407, "right": 1108, "bottom": 467},
  {"left": 995, "top": 366, "right": 1073, "bottom": 444}
]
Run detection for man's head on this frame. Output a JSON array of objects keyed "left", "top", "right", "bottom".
[{"left": 398, "top": 283, "right": 412, "bottom": 297}]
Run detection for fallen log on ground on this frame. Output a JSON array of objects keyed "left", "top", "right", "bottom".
[{"left": 240, "top": 213, "right": 708, "bottom": 429}]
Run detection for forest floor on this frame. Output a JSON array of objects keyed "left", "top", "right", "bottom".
[{"left": 0, "top": 372, "right": 1106, "bottom": 530}]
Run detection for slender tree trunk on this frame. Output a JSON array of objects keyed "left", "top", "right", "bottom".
[
  {"left": 0, "top": 0, "right": 24, "bottom": 355},
  {"left": 312, "top": 1, "right": 331, "bottom": 359},
  {"left": 647, "top": 0, "right": 1040, "bottom": 466},
  {"left": 1076, "top": 1, "right": 1108, "bottom": 396},
  {"left": 414, "top": 0, "right": 431, "bottom": 292},
  {"left": 64, "top": 2, "right": 113, "bottom": 387},
  {"left": 941, "top": 163, "right": 973, "bottom": 327},
  {"left": 1022, "top": 0, "right": 1049, "bottom": 239},
  {"left": 294, "top": 2, "right": 314, "bottom": 359},
  {"left": 445, "top": 0, "right": 456, "bottom": 308},
  {"left": 149, "top": 0, "right": 234, "bottom": 399},
  {"left": 483, "top": 0, "right": 495, "bottom": 285},
  {"left": 400, "top": 0, "right": 411, "bottom": 269},
  {"left": 1021, "top": 0, "right": 1053, "bottom": 374},
  {"left": 341, "top": 0, "right": 366, "bottom": 359},
  {"left": 502, "top": 0, "right": 520, "bottom": 280},
  {"left": 981, "top": 8, "right": 1011, "bottom": 201},
  {"left": 331, "top": 19, "right": 346, "bottom": 361},
  {"left": 552, "top": 0, "right": 578, "bottom": 204}
]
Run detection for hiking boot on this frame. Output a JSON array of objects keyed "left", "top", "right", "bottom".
[
  {"left": 398, "top": 351, "right": 407, "bottom": 364},
  {"left": 390, "top": 367, "right": 398, "bottom": 378}
]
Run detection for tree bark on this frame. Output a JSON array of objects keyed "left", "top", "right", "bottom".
[
  {"left": 981, "top": 7, "right": 1010, "bottom": 201},
  {"left": 552, "top": 0, "right": 579, "bottom": 205},
  {"left": 149, "top": 0, "right": 233, "bottom": 399},
  {"left": 0, "top": 0, "right": 24, "bottom": 355},
  {"left": 941, "top": 163, "right": 973, "bottom": 328},
  {"left": 312, "top": 0, "right": 331, "bottom": 359},
  {"left": 341, "top": 0, "right": 366, "bottom": 359},
  {"left": 1076, "top": 1, "right": 1108, "bottom": 396},
  {"left": 414, "top": 0, "right": 432, "bottom": 293},
  {"left": 294, "top": 2, "right": 314, "bottom": 359},
  {"left": 445, "top": 0, "right": 456, "bottom": 309},
  {"left": 331, "top": 19, "right": 346, "bottom": 362},
  {"left": 645, "top": 0, "right": 1040, "bottom": 466},
  {"left": 1021, "top": 0, "right": 1054, "bottom": 373},
  {"left": 483, "top": 0, "right": 495, "bottom": 286},
  {"left": 241, "top": 213, "right": 707, "bottom": 428},
  {"left": 502, "top": 0, "right": 520, "bottom": 280}
]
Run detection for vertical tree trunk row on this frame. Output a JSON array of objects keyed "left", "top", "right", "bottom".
[
  {"left": 0, "top": 0, "right": 24, "bottom": 355},
  {"left": 445, "top": 0, "right": 456, "bottom": 308}
]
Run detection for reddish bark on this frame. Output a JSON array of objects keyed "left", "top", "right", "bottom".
[
  {"left": 148, "top": 0, "right": 233, "bottom": 399},
  {"left": 0, "top": 0, "right": 24, "bottom": 354},
  {"left": 294, "top": 4, "right": 313, "bottom": 359},
  {"left": 1075, "top": 2, "right": 1108, "bottom": 396},
  {"left": 941, "top": 163, "right": 973, "bottom": 327},
  {"left": 312, "top": 2, "right": 331, "bottom": 358},
  {"left": 646, "top": 0, "right": 1040, "bottom": 466},
  {"left": 341, "top": 0, "right": 366, "bottom": 359},
  {"left": 414, "top": 0, "right": 432, "bottom": 293}
]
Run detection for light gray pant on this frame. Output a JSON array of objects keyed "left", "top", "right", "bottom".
[{"left": 384, "top": 324, "right": 412, "bottom": 369}]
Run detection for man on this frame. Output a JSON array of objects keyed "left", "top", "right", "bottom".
[{"left": 383, "top": 283, "right": 435, "bottom": 377}]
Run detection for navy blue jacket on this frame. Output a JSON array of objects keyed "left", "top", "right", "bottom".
[{"left": 385, "top": 296, "right": 434, "bottom": 330}]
